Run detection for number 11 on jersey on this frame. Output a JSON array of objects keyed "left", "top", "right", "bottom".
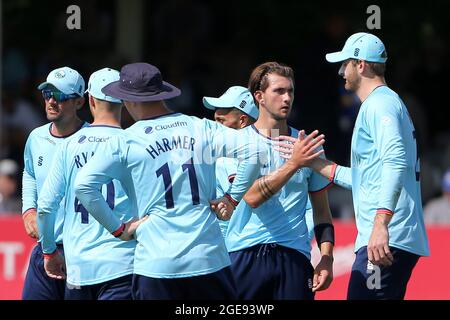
[{"left": 156, "top": 158, "right": 200, "bottom": 209}]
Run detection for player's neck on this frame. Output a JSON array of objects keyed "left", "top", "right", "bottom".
[
  {"left": 91, "top": 114, "right": 121, "bottom": 127},
  {"left": 254, "top": 117, "right": 289, "bottom": 138},
  {"left": 133, "top": 101, "right": 172, "bottom": 120},
  {"left": 51, "top": 117, "right": 83, "bottom": 137},
  {"left": 357, "top": 77, "right": 386, "bottom": 102}
]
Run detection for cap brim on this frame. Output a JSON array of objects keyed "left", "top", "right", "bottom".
[
  {"left": 202, "top": 97, "right": 234, "bottom": 110},
  {"left": 325, "top": 51, "right": 349, "bottom": 63},
  {"left": 86, "top": 91, "right": 122, "bottom": 104},
  {"left": 102, "top": 81, "right": 181, "bottom": 102},
  {"left": 37, "top": 81, "right": 77, "bottom": 95},
  {"left": 38, "top": 82, "right": 60, "bottom": 91},
  {"left": 37, "top": 82, "right": 48, "bottom": 90}
]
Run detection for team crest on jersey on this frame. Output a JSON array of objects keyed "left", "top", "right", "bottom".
[
  {"left": 78, "top": 135, "right": 87, "bottom": 144},
  {"left": 145, "top": 126, "right": 154, "bottom": 134}
]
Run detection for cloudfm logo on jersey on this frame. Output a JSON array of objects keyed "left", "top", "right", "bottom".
[
  {"left": 144, "top": 121, "right": 188, "bottom": 134},
  {"left": 78, "top": 135, "right": 110, "bottom": 143},
  {"left": 145, "top": 126, "right": 154, "bottom": 134},
  {"left": 78, "top": 135, "right": 87, "bottom": 144}
]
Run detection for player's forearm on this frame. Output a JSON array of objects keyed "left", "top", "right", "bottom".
[
  {"left": 314, "top": 219, "right": 335, "bottom": 259},
  {"left": 310, "top": 191, "right": 333, "bottom": 225},
  {"left": 309, "top": 158, "right": 352, "bottom": 190},
  {"left": 226, "top": 143, "right": 264, "bottom": 203},
  {"left": 309, "top": 157, "right": 335, "bottom": 181},
  {"left": 333, "top": 165, "right": 352, "bottom": 190},
  {"left": 376, "top": 162, "right": 405, "bottom": 214},
  {"left": 310, "top": 189, "right": 335, "bottom": 256},
  {"left": 243, "top": 161, "right": 298, "bottom": 208},
  {"left": 37, "top": 209, "right": 57, "bottom": 254},
  {"left": 313, "top": 207, "right": 333, "bottom": 226},
  {"left": 37, "top": 195, "right": 59, "bottom": 253},
  {"left": 74, "top": 178, "right": 122, "bottom": 233},
  {"left": 22, "top": 170, "right": 37, "bottom": 213},
  {"left": 36, "top": 145, "right": 65, "bottom": 249},
  {"left": 371, "top": 110, "right": 407, "bottom": 214},
  {"left": 319, "top": 241, "right": 334, "bottom": 258},
  {"left": 37, "top": 164, "right": 66, "bottom": 223}
]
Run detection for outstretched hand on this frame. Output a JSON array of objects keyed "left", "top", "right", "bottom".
[{"left": 273, "top": 130, "right": 325, "bottom": 168}]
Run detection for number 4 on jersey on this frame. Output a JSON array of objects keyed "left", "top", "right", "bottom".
[{"left": 74, "top": 182, "right": 115, "bottom": 224}]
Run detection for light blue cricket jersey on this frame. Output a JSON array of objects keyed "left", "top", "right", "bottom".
[
  {"left": 23, "top": 122, "right": 88, "bottom": 245},
  {"left": 333, "top": 86, "right": 429, "bottom": 256},
  {"left": 216, "top": 157, "right": 315, "bottom": 243},
  {"left": 74, "top": 113, "right": 263, "bottom": 278},
  {"left": 37, "top": 125, "right": 136, "bottom": 286},
  {"left": 225, "top": 125, "right": 331, "bottom": 260}
]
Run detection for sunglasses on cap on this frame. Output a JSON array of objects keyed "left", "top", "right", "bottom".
[{"left": 42, "top": 89, "right": 80, "bottom": 102}]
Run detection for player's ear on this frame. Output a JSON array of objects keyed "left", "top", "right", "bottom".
[
  {"left": 88, "top": 95, "right": 95, "bottom": 109},
  {"left": 254, "top": 90, "right": 263, "bottom": 107},
  {"left": 75, "top": 96, "right": 85, "bottom": 110},
  {"left": 358, "top": 60, "right": 366, "bottom": 74},
  {"left": 239, "top": 114, "right": 248, "bottom": 129}
]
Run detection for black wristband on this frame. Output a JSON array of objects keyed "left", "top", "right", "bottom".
[{"left": 314, "top": 223, "right": 335, "bottom": 247}]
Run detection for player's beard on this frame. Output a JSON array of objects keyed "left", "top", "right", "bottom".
[
  {"left": 258, "top": 99, "right": 293, "bottom": 123},
  {"left": 272, "top": 106, "right": 291, "bottom": 121},
  {"left": 345, "top": 74, "right": 361, "bottom": 92},
  {"left": 272, "top": 112, "right": 290, "bottom": 121},
  {"left": 46, "top": 105, "right": 64, "bottom": 122},
  {"left": 47, "top": 115, "right": 64, "bottom": 123}
]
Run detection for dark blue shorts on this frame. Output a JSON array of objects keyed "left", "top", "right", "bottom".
[
  {"left": 132, "top": 267, "right": 237, "bottom": 300},
  {"left": 22, "top": 243, "right": 66, "bottom": 300},
  {"left": 65, "top": 274, "right": 133, "bottom": 300},
  {"left": 229, "top": 243, "right": 315, "bottom": 300},
  {"left": 347, "top": 246, "right": 420, "bottom": 300}
]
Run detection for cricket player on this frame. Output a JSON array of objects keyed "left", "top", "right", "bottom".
[
  {"left": 276, "top": 33, "right": 430, "bottom": 299},
  {"left": 37, "top": 68, "right": 142, "bottom": 300},
  {"left": 22, "top": 66, "right": 88, "bottom": 300},
  {"left": 203, "top": 85, "right": 259, "bottom": 237},
  {"left": 73, "top": 62, "right": 263, "bottom": 299},
  {"left": 216, "top": 62, "right": 334, "bottom": 300}
]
